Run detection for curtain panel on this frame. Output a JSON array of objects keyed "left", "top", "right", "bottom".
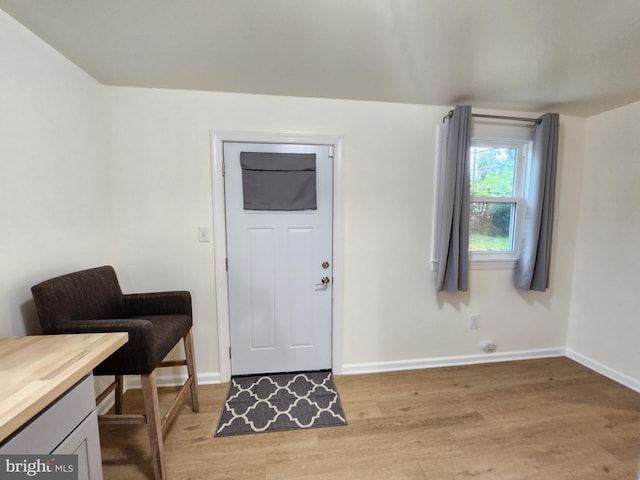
[
  {"left": 514, "top": 113, "right": 560, "bottom": 291},
  {"left": 435, "top": 105, "right": 472, "bottom": 292}
]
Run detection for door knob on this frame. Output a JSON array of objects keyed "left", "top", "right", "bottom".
[
  {"left": 322, "top": 261, "right": 330, "bottom": 269},
  {"left": 316, "top": 276, "right": 331, "bottom": 287}
]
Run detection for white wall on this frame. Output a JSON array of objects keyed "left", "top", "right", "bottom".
[
  {"left": 1, "top": 8, "right": 591, "bottom": 383},
  {"left": 105, "top": 88, "right": 586, "bottom": 376},
  {"left": 0, "top": 10, "right": 112, "bottom": 337},
  {"left": 566, "top": 100, "right": 640, "bottom": 388}
]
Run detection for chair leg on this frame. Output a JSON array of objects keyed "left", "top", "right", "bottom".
[
  {"left": 183, "top": 329, "right": 199, "bottom": 412},
  {"left": 141, "top": 372, "right": 166, "bottom": 480},
  {"left": 114, "top": 375, "right": 124, "bottom": 414}
]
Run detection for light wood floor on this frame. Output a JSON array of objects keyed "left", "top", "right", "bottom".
[{"left": 99, "top": 357, "right": 640, "bottom": 479}]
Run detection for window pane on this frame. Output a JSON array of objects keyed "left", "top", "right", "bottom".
[
  {"left": 469, "top": 146, "right": 517, "bottom": 197},
  {"left": 469, "top": 202, "right": 514, "bottom": 251}
]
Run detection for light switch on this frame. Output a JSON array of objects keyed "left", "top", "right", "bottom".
[{"left": 198, "top": 227, "right": 211, "bottom": 242}]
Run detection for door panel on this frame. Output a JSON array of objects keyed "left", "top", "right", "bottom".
[
  {"left": 288, "top": 227, "right": 314, "bottom": 346},
  {"left": 248, "top": 228, "right": 276, "bottom": 349},
  {"left": 224, "top": 142, "right": 333, "bottom": 375}
]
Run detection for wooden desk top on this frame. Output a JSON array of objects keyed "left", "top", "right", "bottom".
[{"left": 0, "top": 333, "right": 128, "bottom": 443}]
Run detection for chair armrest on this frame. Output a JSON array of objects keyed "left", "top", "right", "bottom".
[
  {"left": 55, "top": 318, "right": 152, "bottom": 346},
  {"left": 122, "top": 291, "right": 192, "bottom": 317},
  {"left": 54, "top": 318, "right": 159, "bottom": 374}
]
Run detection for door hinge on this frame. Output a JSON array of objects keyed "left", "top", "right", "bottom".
[
  {"left": 328, "top": 145, "right": 335, "bottom": 158},
  {"left": 225, "top": 258, "right": 228, "bottom": 271},
  {"left": 222, "top": 159, "right": 226, "bottom": 176},
  {"left": 229, "top": 346, "right": 232, "bottom": 359}
]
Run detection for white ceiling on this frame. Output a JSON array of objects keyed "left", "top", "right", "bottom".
[{"left": 2, "top": 0, "right": 640, "bottom": 117}]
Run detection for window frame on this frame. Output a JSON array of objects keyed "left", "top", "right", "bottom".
[
  {"left": 468, "top": 138, "right": 530, "bottom": 269},
  {"left": 431, "top": 120, "right": 535, "bottom": 272}
]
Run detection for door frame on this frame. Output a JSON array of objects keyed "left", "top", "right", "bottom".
[{"left": 210, "top": 131, "right": 344, "bottom": 382}]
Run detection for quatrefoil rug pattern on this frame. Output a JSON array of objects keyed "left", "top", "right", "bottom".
[{"left": 215, "top": 371, "right": 347, "bottom": 436}]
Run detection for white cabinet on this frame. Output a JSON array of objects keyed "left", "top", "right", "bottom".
[
  {"left": 0, "top": 375, "right": 103, "bottom": 480},
  {"left": 53, "top": 410, "right": 102, "bottom": 479}
]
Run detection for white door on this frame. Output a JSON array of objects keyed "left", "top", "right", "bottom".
[{"left": 224, "top": 142, "right": 333, "bottom": 375}]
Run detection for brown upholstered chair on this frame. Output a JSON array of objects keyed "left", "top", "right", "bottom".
[{"left": 31, "top": 265, "right": 199, "bottom": 480}]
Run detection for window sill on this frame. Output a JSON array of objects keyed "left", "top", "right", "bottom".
[
  {"left": 430, "top": 258, "right": 516, "bottom": 271},
  {"left": 469, "top": 258, "right": 516, "bottom": 270}
]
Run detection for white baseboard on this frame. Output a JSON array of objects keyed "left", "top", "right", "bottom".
[
  {"left": 125, "top": 371, "right": 222, "bottom": 389},
  {"left": 341, "top": 347, "right": 566, "bottom": 375},
  {"left": 100, "top": 349, "right": 640, "bottom": 399},
  {"left": 565, "top": 348, "right": 640, "bottom": 394},
  {"left": 95, "top": 371, "right": 222, "bottom": 413}
]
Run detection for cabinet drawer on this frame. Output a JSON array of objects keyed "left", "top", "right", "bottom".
[{"left": 0, "top": 375, "right": 95, "bottom": 454}]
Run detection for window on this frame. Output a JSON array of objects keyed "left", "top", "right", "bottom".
[
  {"left": 469, "top": 140, "right": 528, "bottom": 264},
  {"left": 432, "top": 121, "right": 534, "bottom": 272},
  {"left": 468, "top": 124, "right": 532, "bottom": 268}
]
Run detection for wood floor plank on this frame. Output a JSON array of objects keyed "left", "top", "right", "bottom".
[{"left": 99, "top": 357, "right": 640, "bottom": 479}]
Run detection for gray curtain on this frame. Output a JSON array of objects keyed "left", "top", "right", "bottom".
[
  {"left": 514, "top": 113, "right": 559, "bottom": 291},
  {"left": 435, "top": 105, "right": 472, "bottom": 292}
]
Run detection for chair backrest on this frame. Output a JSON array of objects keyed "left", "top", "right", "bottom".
[{"left": 31, "top": 266, "right": 125, "bottom": 333}]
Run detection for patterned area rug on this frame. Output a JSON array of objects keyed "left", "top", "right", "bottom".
[{"left": 215, "top": 371, "right": 347, "bottom": 436}]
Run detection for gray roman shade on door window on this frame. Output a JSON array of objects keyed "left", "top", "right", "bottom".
[{"left": 240, "top": 152, "right": 317, "bottom": 211}]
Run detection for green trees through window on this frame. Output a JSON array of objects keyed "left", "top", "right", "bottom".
[{"left": 469, "top": 145, "right": 519, "bottom": 252}]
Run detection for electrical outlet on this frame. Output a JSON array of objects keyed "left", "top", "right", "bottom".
[
  {"left": 198, "top": 227, "right": 211, "bottom": 242},
  {"left": 481, "top": 342, "right": 496, "bottom": 353},
  {"left": 469, "top": 314, "right": 480, "bottom": 329}
]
